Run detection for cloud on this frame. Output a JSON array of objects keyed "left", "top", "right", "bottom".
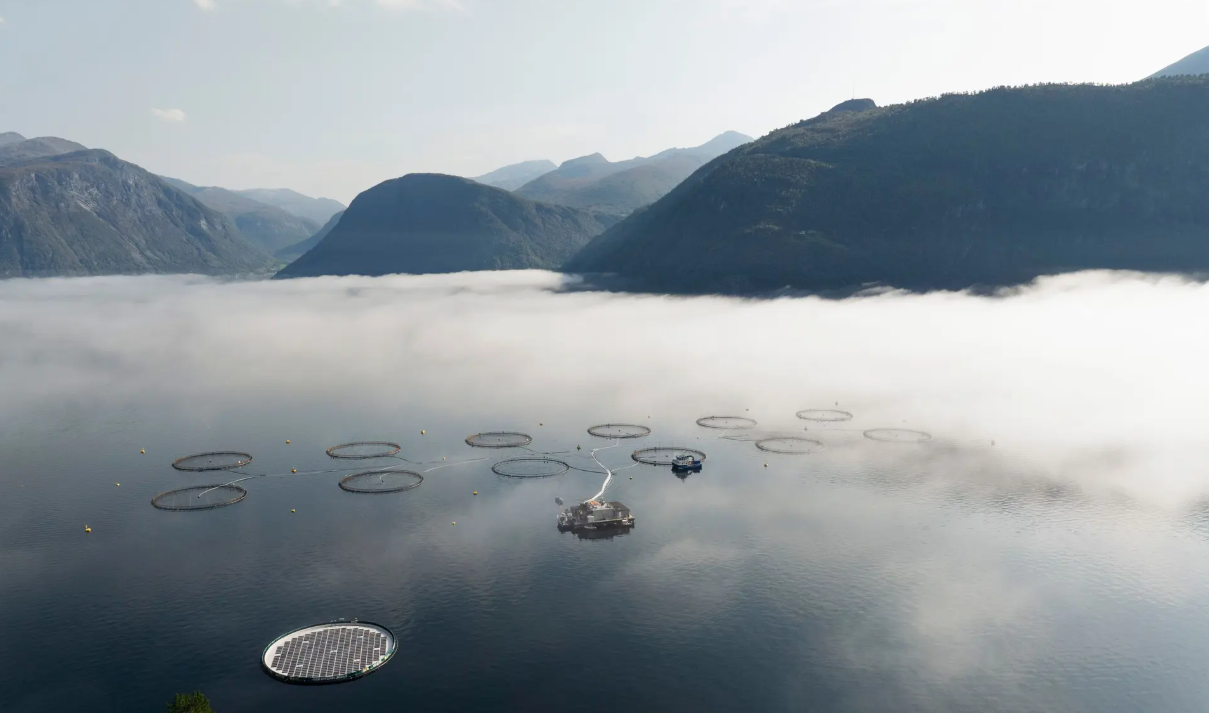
[
  {"left": 192, "top": 0, "right": 218, "bottom": 9},
  {"left": 150, "top": 108, "right": 188, "bottom": 123}
]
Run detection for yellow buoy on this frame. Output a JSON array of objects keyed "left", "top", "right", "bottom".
[
  {"left": 85, "top": 526, "right": 91, "bottom": 533},
  {"left": 140, "top": 449, "right": 145, "bottom": 454},
  {"left": 473, "top": 491, "right": 478, "bottom": 495},
  {"left": 763, "top": 463, "right": 768, "bottom": 468},
  {"left": 286, "top": 439, "right": 291, "bottom": 444},
  {"left": 451, "top": 521, "right": 456, "bottom": 525},
  {"left": 442, "top": 456, "right": 446, "bottom": 460},
  {"left": 576, "top": 445, "right": 581, "bottom": 450},
  {"left": 629, "top": 476, "right": 632, "bottom": 480},
  {"left": 115, "top": 483, "right": 120, "bottom": 487},
  {"left": 421, "top": 430, "right": 426, "bottom": 435},
  {"left": 291, "top": 468, "right": 297, "bottom": 473},
  {"left": 291, "top": 509, "right": 295, "bottom": 513}
]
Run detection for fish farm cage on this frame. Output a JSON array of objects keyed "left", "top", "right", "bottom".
[
  {"left": 587, "top": 423, "right": 652, "bottom": 439},
  {"left": 864, "top": 429, "right": 933, "bottom": 443},
  {"left": 755, "top": 437, "right": 825, "bottom": 454},
  {"left": 338, "top": 467, "right": 423, "bottom": 493},
  {"left": 465, "top": 431, "right": 533, "bottom": 448},
  {"left": 261, "top": 621, "right": 397, "bottom": 685},
  {"left": 151, "top": 484, "right": 248, "bottom": 511},
  {"left": 631, "top": 446, "right": 707, "bottom": 466},
  {"left": 326, "top": 441, "right": 402, "bottom": 459},
  {"left": 696, "top": 416, "right": 757, "bottom": 430},
  {"left": 171, "top": 451, "right": 253, "bottom": 471},
  {"left": 492, "top": 457, "right": 570, "bottom": 478},
  {"left": 795, "top": 409, "right": 854, "bottom": 422}
]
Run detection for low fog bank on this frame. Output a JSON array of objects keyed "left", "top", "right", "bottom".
[{"left": 1, "top": 269, "right": 1207, "bottom": 508}]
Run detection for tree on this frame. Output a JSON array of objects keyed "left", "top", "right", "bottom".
[{"left": 166, "top": 691, "right": 214, "bottom": 713}]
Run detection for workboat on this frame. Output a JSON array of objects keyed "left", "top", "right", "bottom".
[{"left": 671, "top": 454, "right": 702, "bottom": 472}]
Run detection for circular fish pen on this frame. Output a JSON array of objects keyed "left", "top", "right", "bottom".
[
  {"left": 632, "top": 447, "right": 707, "bottom": 466},
  {"left": 261, "top": 621, "right": 396, "bottom": 685},
  {"left": 339, "top": 468, "right": 423, "bottom": 494},
  {"left": 492, "top": 457, "right": 570, "bottom": 478},
  {"left": 326, "top": 441, "right": 402, "bottom": 459},
  {"left": 864, "top": 428, "right": 933, "bottom": 443},
  {"left": 465, "top": 432, "right": 533, "bottom": 448},
  {"left": 796, "top": 409, "right": 854, "bottom": 422},
  {"left": 755, "top": 437, "right": 825, "bottom": 454},
  {"left": 171, "top": 451, "right": 253, "bottom": 472},
  {"left": 151, "top": 484, "right": 247, "bottom": 511},
  {"left": 696, "top": 416, "right": 757, "bottom": 430},
  {"left": 587, "top": 424, "right": 652, "bottom": 439}
]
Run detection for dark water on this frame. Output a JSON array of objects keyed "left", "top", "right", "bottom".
[{"left": 3, "top": 271, "right": 1209, "bottom": 712}]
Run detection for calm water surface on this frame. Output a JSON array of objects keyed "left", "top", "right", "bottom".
[{"left": 3, "top": 271, "right": 1209, "bottom": 712}]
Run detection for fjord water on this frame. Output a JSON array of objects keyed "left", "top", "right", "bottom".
[{"left": 3, "top": 271, "right": 1209, "bottom": 712}]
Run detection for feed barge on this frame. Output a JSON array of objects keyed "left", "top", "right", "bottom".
[{"left": 557, "top": 499, "right": 635, "bottom": 533}]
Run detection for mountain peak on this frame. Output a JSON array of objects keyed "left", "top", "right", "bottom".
[
  {"left": 0, "top": 132, "right": 26, "bottom": 148},
  {"left": 1150, "top": 44, "right": 1209, "bottom": 78},
  {"left": 829, "top": 98, "right": 877, "bottom": 113}
]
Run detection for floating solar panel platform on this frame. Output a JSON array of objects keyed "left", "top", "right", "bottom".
[{"left": 261, "top": 621, "right": 396, "bottom": 685}]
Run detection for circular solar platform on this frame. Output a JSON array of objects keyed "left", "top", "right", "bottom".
[{"left": 262, "top": 621, "right": 396, "bottom": 685}]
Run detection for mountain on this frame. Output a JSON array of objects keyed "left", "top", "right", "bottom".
[
  {"left": 0, "top": 136, "right": 89, "bottom": 166},
  {"left": 276, "top": 174, "right": 606, "bottom": 278},
  {"left": 567, "top": 79, "right": 1209, "bottom": 295},
  {"left": 473, "top": 160, "right": 557, "bottom": 191},
  {"left": 513, "top": 131, "right": 752, "bottom": 221},
  {"left": 275, "top": 210, "right": 343, "bottom": 262},
  {"left": 161, "top": 178, "right": 320, "bottom": 254},
  {"left": 0, "top": 150, "right": 270, "bottom": 277},
  {"left": 234, "top": 188, "right": 345, "bottom": 225},
  {"left": 1150, "top": 44, "right": 1209, "bottom": 78},
  {"left": 0, "top": 132, "right": 26, "bottom": 148}
]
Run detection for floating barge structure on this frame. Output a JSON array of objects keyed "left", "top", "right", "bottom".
[{"left": 558, "top": 499, "right": 634, "bottom": 533}]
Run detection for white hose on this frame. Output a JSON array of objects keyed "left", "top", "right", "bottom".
[{"left": 586, "top": 439, "right": 621, "bottom": 502}]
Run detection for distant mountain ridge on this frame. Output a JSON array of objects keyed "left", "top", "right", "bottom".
[
  {"left": 1150, "top": 44, "right": 1209, "bottom": 78},
  {"left": 513, "top": 131, "right": 752, "bottom": 220},
  {"left": 0, "top": 136, "right": 89, "bottom": 166},
  {"left": 0, "top": 149, "right": 269, "bottom": 277},
  {"left": 568, "top": 80, "right": 1209, "bottom": 294},
  {"left": 235, "top": 188, "right": 345, "bottom": 225},
  {"left": 161, "top": 178, "right": 320, "bottom": 254},
  {"left": 473, "top": 160, "right": 557, "bottom": 191},
  {"left": 276, "top": 174, "right": 605, "bottom": 278}
]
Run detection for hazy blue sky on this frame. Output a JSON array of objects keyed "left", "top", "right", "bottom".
[{"left": 1, "top": 0, "right": 1206, "bottom": 202}]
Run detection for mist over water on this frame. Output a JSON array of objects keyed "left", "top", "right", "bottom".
[{"left": 3, "top": 270, "right": 1209, "bottom": 712}]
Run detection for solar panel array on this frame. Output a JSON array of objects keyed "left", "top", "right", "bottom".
[{"left": 266, "top": 625, "right": 391, "bottom": 682}]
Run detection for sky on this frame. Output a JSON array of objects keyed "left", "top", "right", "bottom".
[{"left": 0, "top": 0, "right": 1206, "bottom": 203}]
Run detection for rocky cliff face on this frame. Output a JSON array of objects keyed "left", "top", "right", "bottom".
[{"left": 0, "top": 150, "right": 270, "bottom": 277}]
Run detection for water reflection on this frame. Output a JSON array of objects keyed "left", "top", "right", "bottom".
[{"left": 1, "top": 270, "right": 1209, "bottom": 712}]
